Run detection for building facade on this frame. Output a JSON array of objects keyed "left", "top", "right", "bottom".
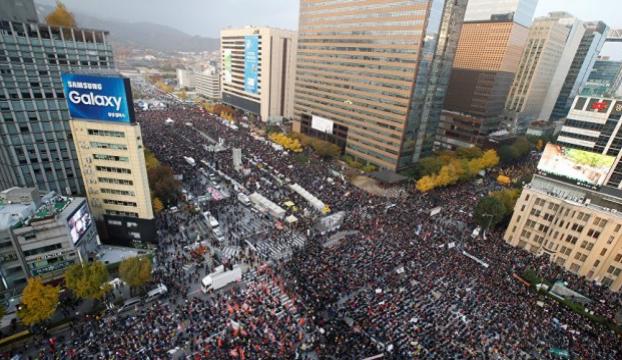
[
  {"left": 176, "top": 68, "right": 194, "bottom": 89},
  {"left": 293, "top": 0, "right": 468, "bottom": 171},
  {"left": 0, "top": 187, "right": 97, "bottom": 301},
  {"left": 220, "top": 27, "right": 297, "bottom": 123},
  {"left": 504, "top": 96, "right": 622, "bottom": 292},
  {"left": 550, "top": 21, "right": 609, "bottom": 120},
  {"left": 0, "top": 19, "right": 115, "bottom": 195},
  {"left": 439, "top": 0, "right": 538, "bottom": 148},
  {"left": 463, "top": 0, "right": 537, "bottom": 27},
  {"left": 194, "top": 67, "right": 221, "bottom": 101},
  {"left": 580, "top": 58, "right": 622, "bottom": 98},
  {"left": 504, "top": 15, "right": 573, "bottom": 132}
]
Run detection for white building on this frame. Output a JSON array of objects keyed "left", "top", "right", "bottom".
[
  {"left": 221, "top": 26, "right": 297, "bottom": 122},
  {"left": 176, "top": 69, "right": 194, "bottom": 89},
  {"left": 194, "top": 67, "right": 221, "bottom": 101}
]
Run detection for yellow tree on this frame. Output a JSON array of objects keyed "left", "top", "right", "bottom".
[
  {"left": 480, "top": 149, "right": 500, "bottom": 169},
  {"left": 152, "top": 197, "right": 164, "bottom": 214},
  {"left": 18, "top": 277, "right": 60, "bottom": 326},
  {"left": 119, "top": 256, "right": 152, "bottom": 289},
  {"left": 45, "top": 1, "right": 76, "bottom": 27},
  {"left": 416, "top": 175, "right": 436, "bottom": 192},
  {"left": 64, "top": 261, "right": 110, "bottom": 301}
]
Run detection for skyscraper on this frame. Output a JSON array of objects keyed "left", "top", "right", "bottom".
[
  {"left": 293, "top": 0, "right": 468, "bottom": 171},
  {"left": 550, "top": 21, "right": 609, "bottom": 120},
  {"left": 0, "top": 3, "right": 115, "bottom": 195},
  {"left": 580, "top": 57, "right": 622, "bottom": 98},
  {"left": 438, "top": 0, "right": 536, "bottom": 148},
  {"left": 220, "top": 27, "right": 297, "bottom": 123},
  {"left": 504, "top": 14, "right": 577, "bottom": 132}
]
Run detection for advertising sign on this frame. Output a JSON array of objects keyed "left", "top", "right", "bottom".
[
  {"left": 244, "top": 35, "right": 259, "bottom": 94},
  {"left": 224, "top": 49, "right": 233, "bottom": 84},
  {"left": 67, "top": 202, "right": 93, "bottom": 245},
  {"left": 611, "top": 101, "right": 622, "bottom": 116},
  {"left": 61, "top": 73, "right": 135, "bottom": 123},
  {"left": 587, "top": 98, "right": 612, "bottom": 113},
  {"left": 537, "top": 144, "right": 615, "bottom": 187}
]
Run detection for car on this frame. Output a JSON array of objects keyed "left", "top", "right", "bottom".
[{"left": 145, "top": 284, "right": 168, "bottom": 302}]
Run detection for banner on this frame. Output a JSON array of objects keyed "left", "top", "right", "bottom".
[{"left": 244, "top": 35, "right": 259, "bottom": 94}]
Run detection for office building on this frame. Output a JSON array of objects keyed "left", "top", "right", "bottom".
[
  {"left": 63, "top": 73, "right": 155, "bottom": 245},
  {"left": 504, "top": 15, "right": 575, "bottom": 132},
  {"left": 176, "top": 68, "right": 194, "bottom": 89},
  {"left": 221, "top": 26, "right": 296, "bottom": 123},
  {"left": 0, "top": 7, "right": 115, "bottom": 196},
  {"left": 293, "top": 0, "right": 468, "bottom": 171},
  {"left": 438, "top": 0, "right": 536, "bottom": 148},
  {"left": 463, "top": 0, "right": 537, "bottom": 27},
  {"left": 550, "top": 21, "right": 609, "bottom": 120},
  {"left": 504, "top": 96, "right": 622, "bottom": 292},
  {"left": 0, "top": 187, "right": 97, "bottom": 301},
  {"left": 194, "top": 66, "right": 221, "bottom": 101},
  {"left": 580, "top": 57, "right": 622, "bottom": 98}
]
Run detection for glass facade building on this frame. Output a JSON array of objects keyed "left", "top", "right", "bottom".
[
  {"left": 293, "top": 0, "right": 468, "bottom": 171},
  {"left": 551, "top": 21, "right": 609, "bottom": 120},
  {"left": 580, "top": 58, "right": 622, "bottom": 98},
  {"left": 463, "top": 0, "right": 538, "bottom": 27},
  {"left": 0, "top": 20, "right": 114, "bottom": 195}
]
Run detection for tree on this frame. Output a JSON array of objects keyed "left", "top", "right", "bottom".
[
  {"left": 416, "top": 176, "right": 436, "bottom": 192},
  {"left": 18, "top": 277, "right": 60, "bottom": 326},
  {"left": 119, "top": 256, "right": 152, "bottom": 289},
  {"left": 490, "top": 188, "right": 521, "bottom": 215},
  {"left": 148, "top": 164, "right": 181, "bottom": 205},
  {"left": 416, "top": 156, "right": 445, "bottom": 177},
  {"left": 0, "top": 303, "right": 5, "bottom": 320},
  {"left": 45, "top": 1, "right": 76, "bottom": 27},
  {"left": 512, "top": 137, "right": 531, "bottom": 157},
  {"left": 499, "top": 145, "right": 520, "bottom": 164},
  {"left": 64, "top": 261, "right": 111, "bottom": 301},
  {"left": 497, "top": 175, "right": 511, "bottom": 186},
  {"left": 474, "top": 196, "right": 506, "bottom": 230},
  {"left": 152, "top": 197, "right": 164, "bottom": 214}
]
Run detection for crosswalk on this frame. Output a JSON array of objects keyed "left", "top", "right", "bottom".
[
  {"left": 220, "top": 246, "right": 241, "bottom": 260},
  {"left": 254, "top": 233, "right": 306, "bottom": 261}
]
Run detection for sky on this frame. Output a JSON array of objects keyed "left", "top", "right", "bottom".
[{"left": 40, "top": 0, "right": 621, "bottom": 57}]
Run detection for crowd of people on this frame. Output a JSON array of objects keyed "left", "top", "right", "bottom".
[{"left": 3, "top": 96, "right": 621, "bottom": 359}]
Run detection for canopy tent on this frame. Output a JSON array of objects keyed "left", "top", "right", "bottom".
[
  {"left": 249, "top": 192, "right": 286, "bottom": 219},
  {"left": 289, "top": 183, "right": 325, "bottom": 212},
  {"left": 285, "top": 215, "right": 298, "bottom": 224}
]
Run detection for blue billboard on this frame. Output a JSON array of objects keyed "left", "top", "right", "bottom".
[
  {"left": 244, "top": 35, "right": 259, "bottom": 94},
  {"left": 61, "top": 73, "right": 135, "bottom": 123}
]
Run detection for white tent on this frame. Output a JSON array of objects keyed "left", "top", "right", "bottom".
[
  {"left": 249, "top": 192, "right": 286, "bottom": 219},
  {"left": 289, "top": 183, "right": 325, "bottom": 211}
]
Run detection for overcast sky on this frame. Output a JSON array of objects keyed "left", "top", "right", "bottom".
[{"left": 39, "top": 0, "right": 621, "bottom": 57}]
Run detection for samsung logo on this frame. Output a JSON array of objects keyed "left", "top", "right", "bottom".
[{"left": 68, "top": 91, "right": 122, "bottom": 111}]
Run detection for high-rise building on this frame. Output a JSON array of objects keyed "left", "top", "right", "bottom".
[
  {"left": 504, "top": 96, "right": 622, "bottom": 292},
  {"left": 293, "top": 0, "right": 468, "bottom": 171},
  {"left": 194, "top": 66, "right": 221, "bottom": 102},
  {"left": 463, "top": 0, "right": 537, "bottom": 27},
  {"left": 550, "top": 21, "right": 609, "bottom": 120},
  {"left": 220, "top": 26, "right": 297, "bottom": 123},
  {"left": 504, "top": 14, "right": 576, "bottom": 132},
  {"left": 0, "top": 187, "right": 98, "bottom": 300},
  {"left": 176, "top": 68, "right": 194, "bottom": 89},
  {"left": 62, "top": 73, "right": 155, "bottom": 246},
  {"left": 580, "top": 57, "right": 622, "bottom": 98},
  {"left": 0, "top": 11, "right": 115, "bottom": 195},
  {"left": 438, "top": 0, "right": 536, "bottom": 148}
]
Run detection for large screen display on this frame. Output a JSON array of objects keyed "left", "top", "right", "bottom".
[
  {"left": 244, "top": 35, "right": 259, "bottom": 94},
  {"left": 67, "top": 202, "right": 93, "bottom": 245},
  {"left": 311, "top": 115, "right": 334, "bottom": 134},
  {"left": 61, "top": 73, "right": 135, "bottom": 123},
  {"left": 538, "top": 144, "right": 615, "bottom": 187}
]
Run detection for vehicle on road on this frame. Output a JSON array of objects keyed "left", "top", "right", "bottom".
[
  {"left": 145, "top": 283, "right": 168, "bottom": 302},
  {"left": 118, "top": 297, "right": 142, "bottom": 313},
  {"left": 237, "top": 192, "right": 251, "bottom": 206},
  {"left": 201, "top": 266, "right": 242, "bottom": 293}
]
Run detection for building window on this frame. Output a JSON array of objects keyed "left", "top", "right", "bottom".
[
  {"left": 93, "top": 154, "right": 129, "bottom": 162},
  {"left": 95, "top": 165, "right": 131, "bottom": 174}
]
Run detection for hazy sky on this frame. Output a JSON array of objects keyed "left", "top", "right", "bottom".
[{"left": 40, "top": 0, "right": 621, "bottom": 57}]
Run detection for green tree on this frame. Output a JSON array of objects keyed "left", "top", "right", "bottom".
[
  {"left": 490, "top": 188, "right": 522, "bottom": 215},
  {"left": 512, "top": 137, "right": 531, "bottom": 157},
  {"left": 64, "top": 261, "right": 111, "bottom": 301},
  {"left": 416, "top": 156, "right": 445, "bottom": 177},
  {"left": 45, "top": 1, "right": 76, "bottom": 27},
  {"left": 119, "top": 256, "right": 152, "bottom": 289},
  {"left": 474, "top": 196, "right": 506, "bottom": 230},
  {"left": 18, "top": 277, "right": 60, "bottom": 326},
  {"left": 499, "top": 145, "right": 520, "bottom": 164},
  {"left": 148, "top": 164, "right": 181, "bottom": 205}
]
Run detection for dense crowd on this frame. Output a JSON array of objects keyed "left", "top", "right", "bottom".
[{"left": 3, "top": 99, "right": 621, "bottom": 359}]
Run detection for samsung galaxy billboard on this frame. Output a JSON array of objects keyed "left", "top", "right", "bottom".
[
  {"left": 61, "top": 73, "right": 135, "bottom": 123},
  {"left": 244, "top": 35, "right": 259, "bottom": 94}
]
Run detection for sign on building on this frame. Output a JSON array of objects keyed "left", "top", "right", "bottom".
[
  {"left": 244, "top": 35, "right": 259, "bottom": 94},
  {"left": 232, "top": 148, "right": 242, "bottom": 171},
  {"left": 61, "top": 73, "right": 135, "bottom": 123}
]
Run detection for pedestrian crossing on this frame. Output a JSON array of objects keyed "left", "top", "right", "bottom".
[
  {"left": 221, "top": 245, "right": 240, "bottom": 259},
  {"left": 254, "top": 233, "right": 306, "bottom": 261}
]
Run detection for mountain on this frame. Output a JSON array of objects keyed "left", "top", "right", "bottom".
[{"left": 36, "top": 4, "right": 219, "bottom": 53}]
